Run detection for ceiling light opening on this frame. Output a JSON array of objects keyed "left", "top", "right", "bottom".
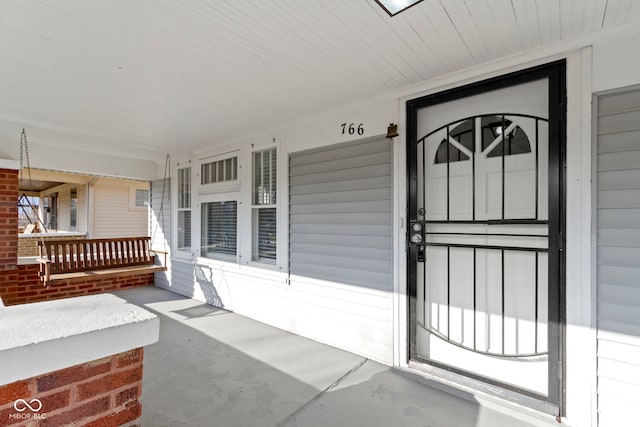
[{"left": 375, "top": 0, "right": 424, "bottom": 17}]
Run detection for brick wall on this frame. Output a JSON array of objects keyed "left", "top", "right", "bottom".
[
  {"left": 0, "top": 169, "right": 19, "bottom": 272},
  {"left": 0, "top": 264, "right": 154, "bottom": 306},
  {"left": 0, "top": 348, "right": 144, "bottom": 427},
  {"left": 18, "top": 234, "right": 86, "bottom": 257}
]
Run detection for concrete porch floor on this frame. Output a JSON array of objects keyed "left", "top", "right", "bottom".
[{"left": 114, "top": 286, "right": 559, "bottom": 427}]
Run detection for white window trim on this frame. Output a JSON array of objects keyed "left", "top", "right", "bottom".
[
  {"left": 173, "top": 161, "right": 194, "bottom": 259},
  {"left": 246, "top": 140, "right": 283, "bottom": 270},
  {"left": 251, "top": 146, "right": 278, "bottom": 265},
  {"left": 128, "top": 186, "right": 150, "bottom": 211},
  {"left": 176, "top": 165, "right": 192, "bottom": 255}
]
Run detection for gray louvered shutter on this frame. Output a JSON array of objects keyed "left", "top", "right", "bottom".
[
  {"left": 596, "top": 87, "right": 640, "bottom": 427},
  {"left": 289, "top": 136, "right": 393, "bottom": 290},
  {"left": 150, "top": 178, "right": 170, "bottom": 248}
]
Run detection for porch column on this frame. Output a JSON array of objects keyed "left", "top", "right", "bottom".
[{"left": 0, "top": 161, "right": 19, "bottom": 295}]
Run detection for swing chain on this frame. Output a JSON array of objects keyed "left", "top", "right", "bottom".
[
  {"left": 151, "top": 153, "right": 170, "bottom": 255},
  {"left": 18, "top": 128, "right": 48, "bottom": 233}
]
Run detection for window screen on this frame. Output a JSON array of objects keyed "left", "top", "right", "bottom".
[{"left": 201, "top": 201, "right": 237, "bottom": 259}]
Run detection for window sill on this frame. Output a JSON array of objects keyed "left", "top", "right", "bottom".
[{"left": 246, "top": 260, "right": 280, "bottom": 271}]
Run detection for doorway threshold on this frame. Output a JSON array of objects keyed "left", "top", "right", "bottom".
[{"left": 397, "top": 361, "right": 561, "bottom": 425}]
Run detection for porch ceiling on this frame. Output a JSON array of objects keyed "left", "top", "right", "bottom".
[
  {"left": 1, "top": 1, "right": 640, "bottom": 162},
  {"left": 18, "top": 179, "right": 65, "bottom": 193}
]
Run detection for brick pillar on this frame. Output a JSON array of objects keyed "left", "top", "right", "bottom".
[
  {"left": 0, "top": 168, "right": 19, "bottom": 302},
  {"left": 0, "top": 348, "right": 144, "bottom": 426}
]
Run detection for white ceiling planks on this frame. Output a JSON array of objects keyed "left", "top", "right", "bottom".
[
  {"left": 1, "top": 0, "right": 640, "bottom": 161},
  {"left": 440, "top": 0, "right": 521, "bottom": 63},
  {"left": 602, "top": 0, "right": 640, "bottom": 28},
  {"left": 535, "top": 0, "right": 562, "bottom": 45},
  {"left": 394, "top": 8, "right": 455, "bottom": 78},
  {"left": 559, "top": 0, "right": 585, "bottom": 38}
]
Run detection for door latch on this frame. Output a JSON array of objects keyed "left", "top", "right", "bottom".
[
  {"left": 409, "top": 221, "right": 423, "bottom": 244},
  {"left": 409, "top": 221, "right": 425, "bottom": 262}
]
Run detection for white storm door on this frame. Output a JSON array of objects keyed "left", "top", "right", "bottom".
[{"left": 407, "top": 64, "right": 565, "bottom": 414}]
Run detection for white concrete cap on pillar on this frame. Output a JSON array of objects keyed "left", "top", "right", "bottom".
[
  {"left": 0, "top": 293, "right": 159, "bottom": 385},
  {"left": 0, "top": 159, "right": 20, "bottom": 170}
]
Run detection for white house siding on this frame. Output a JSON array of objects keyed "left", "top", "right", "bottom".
[
  {"left": 57, "top": 188, "right": 71, "bottom": 231},
  {"left": 595, "top": 87, "right": 640, "bottom": 427},
  {"left": 78, "top": 185, "right": 87, "bottom": 233},
  {"left": 40, "top": 183, "right": 86, "bottom": 233},
  {"left": 166, "top": 258, "right": 394, "bottom": 363},
  {"left": 92, "top": 179, "right": 149, "bottom": 238}
]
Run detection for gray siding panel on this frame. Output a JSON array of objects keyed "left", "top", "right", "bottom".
[
  {"left": 598, "top": 208, "right": 640, "bottom": 228},
  {"left": 290, "top": 234, "right": 391, "bottom": 248},
  {"left": 598, "top": 90, "right": 640, "bottom": 115},
  {"left": 598, "top": 109, "right": 640, "bottom": 134},
  {"left": 290, "top": 243, "right": 391, "bottom": 260},
  {"left": 290, "top": 175, "right": 391, "bottom": 195},
  {"left": 598, "top": 130, "right": 640, "bottom": 153},
  {"left": 289, "top": 223, "right": 390, "bottom": 237},
  {"left": 597, "top": 189, "right": 640, "bottom": 208},
  {"left": 599, "top": 284, "right": 640, "bottom": 307},
  {"left": 290, "top": 188, "right": 391, "bottom": 205},
  {"left": 598, "top": 228, "right": 640, "bottom": 247},
  {"left": 597, "top": 169, "right": 640, "bottom": 189},
  {"left": 597, "top": 89, "right": 640, "bottom": 427},
  {"left": 289, "top": 137, "right": 393, "bottom": 291},
  {"left": 290, "top": 139, "right": 390, "bottom": 166},
  {"left": 597, "top": 246, "right": 640, "bottom": 268},
  {"left": 290, "top": 200, "right": 390, "bottom": 215},
  {"left": 597, "top": 150, "right": 640, "bottom": 171},
  {"left": 598, "top": 265, "right": 640, "bottom": 286},
  {"left": 290, "top": 212, "right": 392, "bottom": 225},
  {"left": 290, "top": 163, "right": 391, "bottom": 185},
  {"left": 151, "top": 178, "right": 171, "bottom": 288}
]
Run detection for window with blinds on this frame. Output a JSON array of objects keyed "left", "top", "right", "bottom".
[
  {"left": 253, "top": 147, "right": 277, "bottom": 263},
  {"left": 177, "top": 167, "right": 191, "bottom": 252},
  {"left": 254, "top": 208, "right": 276, "bottom": 261},
  {"left": 178, "top": 167, "right": 191, "bottom": 209},
  {"left": 201, "top": 157, "right": 238, "bottom": 185},
  {"left": 201, "top": 201, "right": 237, "bottom": 259},
  {"left": 135, "top": 189, "right": 149, "bottom": 207},
  {"left": 178, "top": 211, "right": 191, "bottom": 251},
  {"left": 254, "top": 148, "right": 277, "bottom": 205}
]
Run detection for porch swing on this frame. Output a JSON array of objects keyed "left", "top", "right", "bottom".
[{"left": 19, "top": 130, "right": 169, "bottom": 285}]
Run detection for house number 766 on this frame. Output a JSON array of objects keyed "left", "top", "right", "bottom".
[{"left": 340, "top": 123, "right": 364, "bottom": 136}]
